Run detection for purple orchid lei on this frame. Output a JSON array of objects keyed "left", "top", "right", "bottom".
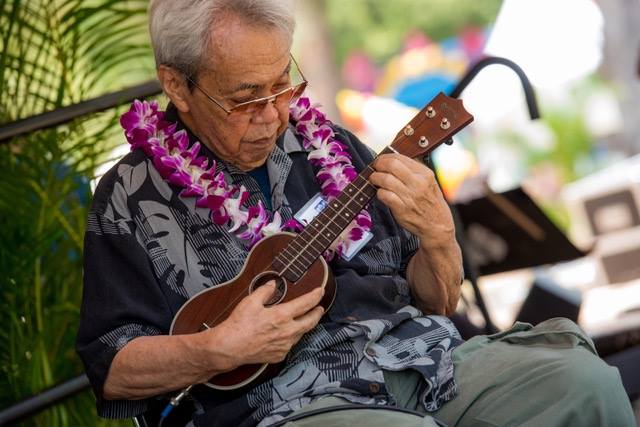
[{"left": 120, "top": 97, "right": 372, "bottom": 260}]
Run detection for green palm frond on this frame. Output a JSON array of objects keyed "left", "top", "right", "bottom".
[
  {"left": 1, "top": 1, "right": 155, "bottom": 425},
  {"left": 0, "top": 0, "right": 154, "bottom": 123}
]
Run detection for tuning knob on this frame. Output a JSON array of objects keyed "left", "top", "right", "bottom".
[
  {"left": 403, "top": 125, "right": 415, "bottom": 136},
  {"left": 440, "top": 118, "right": 450, "bottom": 130},
  {"left": 426, "top": 106, "right": 436, "bottom": 118}
]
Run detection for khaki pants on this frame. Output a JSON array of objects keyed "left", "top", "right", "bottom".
[{"left": 281, "top": 318, "right": 635, "bottom": 427}]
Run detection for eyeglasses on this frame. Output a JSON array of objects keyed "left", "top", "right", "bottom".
[{"left": 186, "top": 55, "right": 308, "bottom": 116}]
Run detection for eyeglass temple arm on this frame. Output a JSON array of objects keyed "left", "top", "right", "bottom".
[{"left": 290, "top": 54, "right": 308, "bottom": 83}]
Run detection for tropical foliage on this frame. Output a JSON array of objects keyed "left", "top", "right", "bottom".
[{"left": 0, "top": 1, "right": 154, "bottom": 425}]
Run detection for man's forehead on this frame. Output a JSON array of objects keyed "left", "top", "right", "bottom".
[
  {"left": 204, "top": 55, "right": 291, "bottom": 96},
  {"left": 227, "top": 60, "right": 292, "bottom": 92},
  {"left": 205, "top": 20, "right": 292, "bottom": 93}
]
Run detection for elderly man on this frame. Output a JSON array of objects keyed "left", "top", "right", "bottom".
[{"left": 77, "top": 1, "right": 635, "bottom": 426}]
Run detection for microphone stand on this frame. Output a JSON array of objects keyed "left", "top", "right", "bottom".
[{"left": 425, "top": 56, "right": 541, "bottom": 334}]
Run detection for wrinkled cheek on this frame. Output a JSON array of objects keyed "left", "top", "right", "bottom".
[
  {"left": 277, "top": 117, "right": 288, "bottom": 136},
  {"left": 279, "top": 111, "right": 290, "bottom": 133},
  {"left": 217, "top": 138, "right": 244, "bottom": 159}
]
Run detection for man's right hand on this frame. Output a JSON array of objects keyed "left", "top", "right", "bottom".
[
  {"left": 206, "top": 282, "right": 325, "bottom": 370},
  {"left": 103, "top": 282, "right": 325, "bottom": 400}
]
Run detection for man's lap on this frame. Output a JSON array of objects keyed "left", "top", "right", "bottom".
[
  {"left": 432, "top": 317, "right": 635, "bottom": 427},
  {"left": 277, "top": 318, "right": 635, "bottom": 427},
  {"left": 278, "top": 396, "right": 442, "bottom": 427}
]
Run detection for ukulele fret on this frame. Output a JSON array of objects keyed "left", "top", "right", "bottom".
[
  {"left": 276, "top": 177, "right": 377, "bottom": 281},
  {"left": 284, "top": 259, "right": 306, "bottom": 277}
]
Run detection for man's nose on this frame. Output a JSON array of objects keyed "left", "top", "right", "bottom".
[{"left": 252, "top": 98, "right": 279, "bottom": 124}]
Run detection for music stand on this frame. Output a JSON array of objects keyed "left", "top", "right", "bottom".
[{"left": 454, "top": 187, "right": 587, "bottom": 277}]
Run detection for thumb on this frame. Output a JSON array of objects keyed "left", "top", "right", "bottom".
[{"left": 251, "top": 281, "right": 277, "bottom": 305}]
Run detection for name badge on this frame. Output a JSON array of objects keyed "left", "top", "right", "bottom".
[{"left": 294, "top": 193, "right": 373, "bottom": 261}]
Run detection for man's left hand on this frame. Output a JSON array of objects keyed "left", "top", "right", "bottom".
[
  {"left": 370, "top": 153, "right": 462, "bottom": 315},
  {"left": 369, "top": 153, "right": 455, "bottom": 246}
]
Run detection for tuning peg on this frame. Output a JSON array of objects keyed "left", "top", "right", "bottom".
[
  {"left": 403, "top": 125, "right": 415, "bottom": 136},
  {"left": 426, "top": 106, "right": 436, "bottom": 118},
  {"left": 444, "top": 138, "right": 454, "bottom": 145}
]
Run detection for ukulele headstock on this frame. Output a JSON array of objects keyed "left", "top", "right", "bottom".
[{"left": 390, "top": 93, "right": 474, "bottom": 158}]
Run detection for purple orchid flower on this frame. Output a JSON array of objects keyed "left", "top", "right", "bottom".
[
  {"left": 120, "top": 100, "right": 160, "bottom": 145},
  {"left": 238, "top": 202, "right": 271, "bottom": 246},
  {"left": 120, "top": 96, "right": 372, "bottom": 260},
  {"left": 282, "top": 218, "right": 304, "bottom": 232}
]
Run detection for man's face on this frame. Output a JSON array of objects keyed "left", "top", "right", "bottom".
[{"left": 178, "top": 18, "right": 293, "bottom": 171}]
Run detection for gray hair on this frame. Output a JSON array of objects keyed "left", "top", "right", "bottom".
[{"left": 148, "top": 0, "right": 295, "bottom": 79}]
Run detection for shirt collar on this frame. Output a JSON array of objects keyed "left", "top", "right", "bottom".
[{"left": 282, "top": 124, "right": 306, "bottom": 154}]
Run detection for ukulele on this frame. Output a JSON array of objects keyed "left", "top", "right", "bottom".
[{"left": 170, "top": 92, "right": 473, "bottom": 390}]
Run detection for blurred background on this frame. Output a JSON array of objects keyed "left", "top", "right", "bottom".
[{"left": 1, "top": 0, "right": 639, "bottom": 425}]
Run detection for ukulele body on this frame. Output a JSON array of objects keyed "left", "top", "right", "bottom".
[{"left": 170, "top": 231, "right": 336, "bottom": 390}]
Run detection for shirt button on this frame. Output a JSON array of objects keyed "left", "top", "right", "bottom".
[
  {"left": 365, "top": 348, "right": 376, "bottom": 357},
  {"left": 369, "top": 382, "right": 381, "bottom": 394}
]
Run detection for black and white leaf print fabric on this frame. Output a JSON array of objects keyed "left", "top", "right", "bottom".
[{"left": 137, "top": 200, "right": 210, "bottom": 298}]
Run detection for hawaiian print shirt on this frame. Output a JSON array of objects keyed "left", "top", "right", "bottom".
[{"left": 76, "top": 105, "right": 463, "bottom": 427}]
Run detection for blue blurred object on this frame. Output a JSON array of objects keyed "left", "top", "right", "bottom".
[
  {"left": 393, "top": 73, "right": 456, "bottom": 108},
  {"left": 439, "top": 37, "right": 460, "bottom": 53}
]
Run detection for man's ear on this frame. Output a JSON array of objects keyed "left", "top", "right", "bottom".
[{"left": 157, "top": 65, "right": 190, "bottom": 113}]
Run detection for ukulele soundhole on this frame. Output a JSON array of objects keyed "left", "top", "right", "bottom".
[{"left": 250, "top": 271, "right": 287, "bottom": 306}]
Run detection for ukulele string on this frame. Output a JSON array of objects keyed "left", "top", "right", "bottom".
[
  {"left": 195, "top": 168, "right": 377, "bottom": 331},
  {"left": 195, "top": 143, "right": 403, "bottom": 330},
  {"left": 275, "top": 169, "right": 376, "bottom": 278},
  {"left": 262, "top": 131, "right": 439, "bottom": 309},
  {"left": 272, "top": 141, "right": 407, "bottom": 279}
]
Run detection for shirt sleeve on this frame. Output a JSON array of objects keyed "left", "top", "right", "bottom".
[{"left": 76, "top": 209, "right": 172, "bottom": 418}]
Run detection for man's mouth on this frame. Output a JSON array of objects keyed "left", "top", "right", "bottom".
[{"left": 248, "top": 136, "right": 274, "bottom": 146}]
